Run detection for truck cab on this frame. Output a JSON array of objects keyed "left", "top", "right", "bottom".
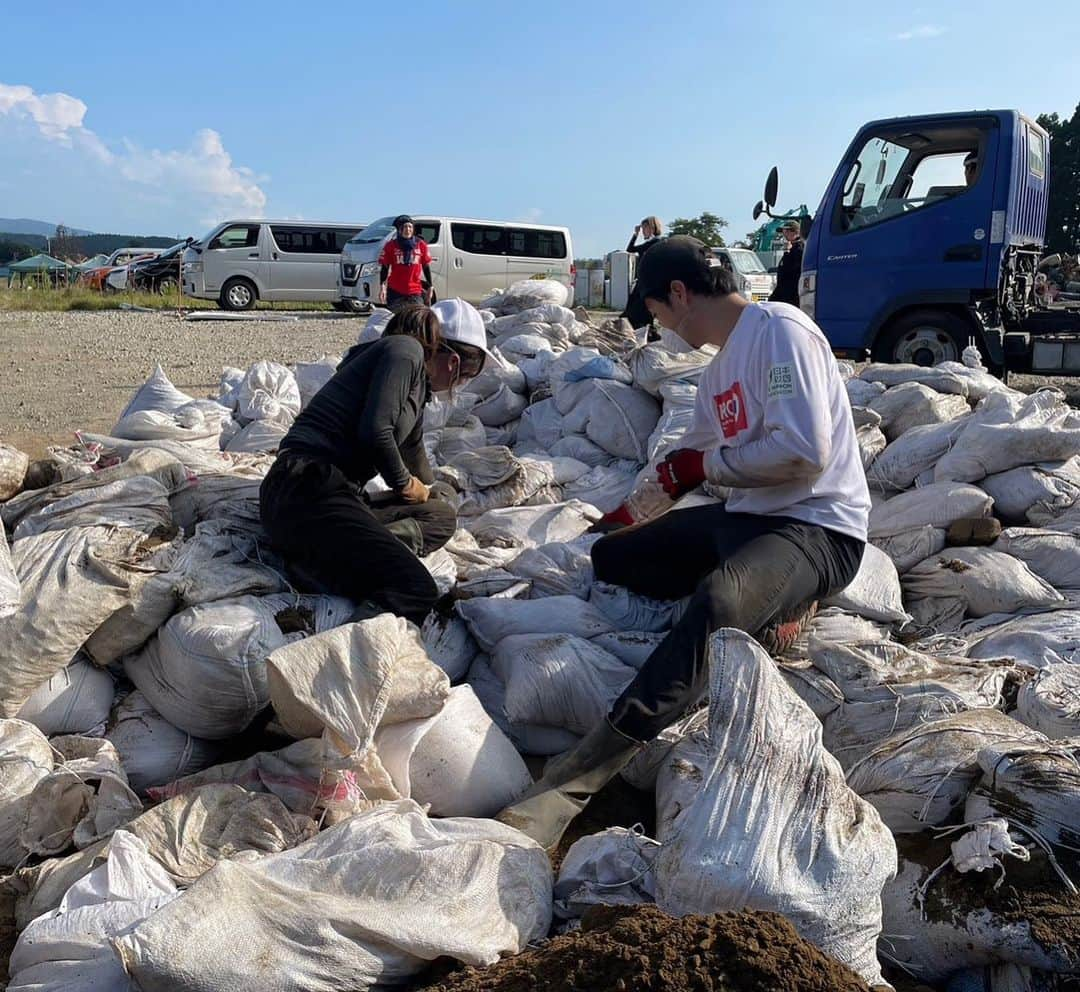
[{"left": 796, "top": 110, "right": 1052, "bottom": 369}]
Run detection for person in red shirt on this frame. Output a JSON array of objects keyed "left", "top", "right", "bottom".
[{"left": 378, "top": 215, "right": 433, "bottom": 310}]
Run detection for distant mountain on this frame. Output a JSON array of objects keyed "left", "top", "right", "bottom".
[
  {"left": 0, "top": 218, "right": 94, "bottom": 237},
  {"left": 0, "top": 231, "right": 183, "bottom": 264}
]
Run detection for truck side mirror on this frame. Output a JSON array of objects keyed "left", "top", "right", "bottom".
[
  {"left": 753, "top": 201, "right": 764, "bottom": 221},
  {"left": 764, "top": 167, "right": 779, "bottom": 208}
]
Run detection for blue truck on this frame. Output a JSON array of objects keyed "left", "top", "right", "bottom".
[{"left": 756, "top": 109, "right": 1079, "bottom": 373}]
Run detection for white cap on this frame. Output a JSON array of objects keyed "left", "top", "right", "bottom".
[{"left": 431, "top": 298, "right": 499, "bottom": 366}]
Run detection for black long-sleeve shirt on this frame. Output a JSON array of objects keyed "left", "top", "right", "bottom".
[
  {"left": 626, "top": 233, "right": 660, "bottom": 256},
  {"left": 280, "top": 335, "right": 433, "bottom": 490},
  {"left": 770, "top": 239, "right": 804, "bottom": 306}
]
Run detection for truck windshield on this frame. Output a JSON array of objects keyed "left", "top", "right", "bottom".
[
  {"left": 349, "top": 217, "right": 396, "bottom": 245},
  {"left": 729, "top": 251, "right": 766, "bottom": 275}
]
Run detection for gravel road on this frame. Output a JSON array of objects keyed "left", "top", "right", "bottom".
[
  {"left": 0, "top": 310, "right": 362, "bottom": 458},
  {"left": 1, "top": 309, "right": 1078, "bottom": 460}
]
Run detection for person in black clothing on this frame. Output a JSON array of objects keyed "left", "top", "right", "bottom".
[
  {"left": 623, "top": 215, "right": 663, "bottom": 330},
  {"left": 769, "top": 219, "right": 804, "bottom": 306},
  {"left": 259, "top": 303, "right": 491, "bottom": 624}
]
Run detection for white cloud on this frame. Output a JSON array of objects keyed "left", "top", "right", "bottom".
[
  {"left": 516, "top": 207, "right": 543, "bottom": 222},
  {"left": 0, "top": 81, "right": 266, "bottom": 225},
  {"left": 893, "top": 24, "right": 946, "bottom": 41}
]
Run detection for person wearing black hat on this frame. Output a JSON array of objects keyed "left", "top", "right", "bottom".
[
  {"left": 769, "top": 219, "right": 804, "bottom": 306},
  {"left": 378, "top": 216, "right": 434, "bottom": 311},
  {"left": 499, "top": 236, "right": 869, "bottom": 851}
]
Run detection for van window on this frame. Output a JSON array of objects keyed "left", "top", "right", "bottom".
[
  {"left": 415, "top": 222, "right": 441, "bottom": 245},
  {"left": 209, "top": 224, "right": 260, "bottom": 250},
  {"left": 727, "top": 250, "right": 766, "bottom": 275},
  {"left": 270, "top": 226, "right": 342, "bottom": 254},
  {"left": 507, "top": 228, "right": 567, "bottom": 259},
  {"left": 1027, "top": 126, "right": 1046, "bottom": 178},
  {"left": 452, "top": 224, "right": 506, "bottom": 255}
]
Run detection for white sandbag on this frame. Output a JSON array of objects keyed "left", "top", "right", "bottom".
[
  {"left": 508, "top": 542, "right": 594, "bottom": 599},
  {"left": 981, "top": 458, "right": 1080, "bottom": 524},
  {"left": 0, "top": 525, "right": 149, "bottom": 718},
  {"left": 868, "top": 482, "right": 994, "bottom": 539},
  {"left": 1016, "top": 665, "right": 1080, "bottom": 739},
  {"left": 859, "top": 362, "right": 968, "bottom": 395},
  {"left": 561, "top": 379, "right": 661, "bottom": 461},
  {"left": 490, "top": 303, "right": 574, "bottom": 334},
  {"left": 118, "top": 365, "right": 195, "bottom": 418},
  {"left": 461, "top": 361, "right": 527, "bottom": 401},
  {"left": 629, "top": 340, "right": 715, "bottom": 396},
  {"left": 845, "top": 710, "right": 1044, "bottom": 833},
  {"left": 291, "top": 355, "right": 340, "bottom": 408},
  {"left": 437, "top": 415, "right": 488, "bottom": 461},
  {"left": 471, "top": 384, "right": 529, "bottom": 427},
  {"left": 491, "top": 633, "right": 636, "bottom": 736},
  {"left": 548, "top": 434, "right": 614, "bottom": 467},
  {"left": 495, "top": 332, "right": 556, "bottom": 363},
  {"left": 0, "top": 517, "right": 19, "bottom": 619},
  {"left": 124, "top": 595, "right": 291, "bottom": 740},
  {"left": 866, "top": 419, "right": 968, "bottom": 493},
  {"left": 966, "top": 610, "right": 1080, "bottom": 668},
  {"left": 621, "top": 707, "right": 708, "bottom": 792},
  {"left": 907, "top": 593, "right": 968, "bottom": 635},
  {"left": 235, "top": 360, "right": 301, "bottom": 426},
  {"left": 654, "top": 629, "right": 896, "bottom": 987},
  {"left": 0, "top": 719, "right": 54, "bottom": 869},
  {"left": 458, "top": 595, "right": 614, "bottom": 652},
  {"left": 516, "top": 396, "right": 565, "bottom": 449},
  {"left": 483, "top": 277, "right": 570, "bottom": 311},
  {"left": 562, "top": 463, "right": 638, "bottom": 513},
  {"left": 936, "top": 359, "right": 1019, "bottom": 402},
  {"left": 106, "top": 692, "right": 222, "bottom": 794},
  {"left": 17, "top": 656, "right": 114, "bottom": 737},
  {"left": 456, "top": 461, "right": 559, "bottom": 517},
  {"left": 466, "top": 500, "right": 601, "bottom": 549},
  {"left": 810, "top": 638, "right": 1011, "bottom": 765},
  {"left": 225, "top": 419, "right": 288, "bottom": 453},
  {"left": 935, "top": 390, "right": 1080, "bottom": 483},
  {"left": 872, "top": 525, "right": 947, "bottom": 574},
  {"left": 449, "top": 445, "right": 521, "bottom": 489},
  {"left": 965, "top": 739, "right": 1080, "bottom": 856},
  {"left": 112, "top": 407, "right": 222, "bottom": 448},
  {"left": 845, "top": 378, "right": 886, "bottom": 407},
  {"left": 374, "top": 685, "right": 532, "bottom": 817},
  {"left": 216, "top": 366, "right": 244, "bottom": 408},
  {"left": 8, "top": 831, "right": 178, "bottom": 992},
  {"left": 0, "top": 441, "right": 29, "bottom": 500},
  {"left": 421, "top": 613, "right": 478, "bottom": 682},
  {"left": 12, "top": 475, "right": 174, "bottom": 540},
  {"left": 993, "top": 527, "right": 1080, "bottom": 589},
  {"left": 589, "top": 581, "right": 683, "bottom": 633},
  {"left": 267, "top": 617, "right": 448, "bottom": 750},
  {"left": 554, "top": 827, "right": 659, "bottom": 919},
  {"left": 856, "top": 423, "right": 887, "bottom": 469},
  {"left": 902, "top": 547, "right": 1063, "bottom": 618},
  {"left": 821, "top": 543, "right": 910, "bottom": 623},
  {"left": 115, "top": 799, "right": 553, "bottom": 992},
  {"left": 868, "top": 381, "right": 970, "bottom": 441}
]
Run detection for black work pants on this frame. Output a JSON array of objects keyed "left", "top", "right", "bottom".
[
  {"left": 386, "top": 289, "right": 424, "bottom": 312},
  {"left": 590, "top": 503, "right": 863, "bottom": 742},
  {"left": 260, "top": 453, "right": 456, "bottom": 625}
]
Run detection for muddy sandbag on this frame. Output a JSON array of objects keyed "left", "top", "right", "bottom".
[
  {"left": 507, "top": 542, "right": 594, "bottom": 600},
  {"left": 881, "top": 835, "right": 1080, "bottom": 982},
  {"left": 1016, "top": 665, "right": 1080, "bottom": 739},
  {"left": 621, "top": 707, "right": 709, "bottom": 792},
  {"left": 866, "top": 418, "right": 968, "bottom": 494},
  {"left": 994, "top": 527, "right": 1080, "bottom": 590},
  {"left": 859, "top": 362, "right": 968, "bottom": 395},
  {"left": 872, "top": 525, "right": 948, "bottom": 574},
  {"left": 421, "top": 613, "right": 479, "bottom": 682},
  {"left": 655, "top": 629, "right": 896, "bottom": 987},
  {"left": 16, "top": 656, "right": 114, "bottom": 737},
  {"left": 0, "top": 519, "right": 17, "bottom": 620},
  {"left": 966, "top": 610, "right": 1080, "bottom": 668},
  {"left": 0, "top": 442, "right": 29, "bottom": 501},
  {"left": 0, "top": 525, "right": 150, "bottom": 717},
  {"left": 0, "top": 719, "right": 55, "bottom": 870},
  {"left": 856, "top": 423, "right": 887, "bottom": 469},
  {"left": 845, "top": 710, "right": 1044, "bottom": 833},
  {"left": 902, "top": 547, "right": 1063, "bottom": 618},
  {"left": 821, "top": 543, "right": 910, "bottom": 624},
  {"left": 868, "top": 381, "right": 970, "bottom": 441},
  {"left": 981, "top": 458, "right": 1080, "bottom": 524},
  {"left": 868, "top": 482, "right": 993, "bottom": 539},
  {"left": 115, "top": 798, "right": 553, "bottom": 992},
  {"left": 105, "top": 691, "right": 222, "bottom": 794}
]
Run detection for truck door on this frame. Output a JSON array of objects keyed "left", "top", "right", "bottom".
[{"left": 815, "top": 122, "right": 998, "bottom": 351}]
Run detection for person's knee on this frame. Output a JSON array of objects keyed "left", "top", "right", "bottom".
[
  {"left": 418, "top": 498, "right": 457, "bottom": 553},
  {"left": 591, "top": 533, "right": 627, "bottom": 585},
  {"left": 702, "top": 568, "right": 745, "bottom": 630}
]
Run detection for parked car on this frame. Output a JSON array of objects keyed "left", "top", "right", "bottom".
[
  {"left": 338, "top": 215, "right": 575, "bottom": 308},
  {"left": 81, "top": 247, "right": 162, "bottom": 291},
  {"left": 183, "top": 221, "right": 366, "bottom": 310},
  {"left": 710, "top": 247, "right": 775, "bottom": 302},
  {"left": 123, "top": 239, "right": 194, "bottom": 294}
]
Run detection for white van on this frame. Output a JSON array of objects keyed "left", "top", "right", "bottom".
[
  {"left": 710, "top": 247, "right": 776, "bottom": 302},
  {"left": 338, "top": 216, "right": 574, "bottom": 307},
  {"left": 183, "top": 220, "right": 366, "bottom": 310}
]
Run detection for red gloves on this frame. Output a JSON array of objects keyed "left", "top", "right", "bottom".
[{"left": 656, "top": 448, "right": 706, "bottom": 498}]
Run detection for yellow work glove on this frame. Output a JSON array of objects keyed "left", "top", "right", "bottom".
[{"left": 399, "top": 476, "right": 430, "bottom": 504}]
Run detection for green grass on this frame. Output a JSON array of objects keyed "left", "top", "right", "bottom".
[{"left": 0, "top": 285, "right": 334, "bottom": 313}]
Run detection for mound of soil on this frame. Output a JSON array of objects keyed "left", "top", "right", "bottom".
[{"left": 420, "top": 904, "right": 870, "bottom": 992}]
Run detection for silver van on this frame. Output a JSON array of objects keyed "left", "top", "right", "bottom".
[
  {"left": 710, "top": 247, "right": 776, "bottom": 302},
  {"left": 184, "top": 220, "right": 366, "bottom": 310},
  {"left": 338, "top": 216, "right": 574, "bottom": 306}
]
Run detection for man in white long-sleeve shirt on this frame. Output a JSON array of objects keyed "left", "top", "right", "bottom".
[{"left": 500, "top": 236, "right": 869, "bottom": 851}]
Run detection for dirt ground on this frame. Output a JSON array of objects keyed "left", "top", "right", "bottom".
[{"left": 2, "top": 309, "right": 1078, "bottom": 460}]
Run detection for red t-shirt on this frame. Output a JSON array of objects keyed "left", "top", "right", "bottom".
[{"left": 379, "top": 238, "right": 431, "bottom": 296}]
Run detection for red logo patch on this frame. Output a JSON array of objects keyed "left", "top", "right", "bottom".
[{"left": 715, "top": 383, "right": 748, "bottom": 438}]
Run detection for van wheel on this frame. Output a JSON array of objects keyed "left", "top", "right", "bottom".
[
  {"left": 872, "top": 310, "right": 973, "bottom": 366},
  {"left": 220, "top": 278, "right": 257, "bottom": 311},
  {"left": 157, "top": 276, "right": 178, "bottom": 296}
]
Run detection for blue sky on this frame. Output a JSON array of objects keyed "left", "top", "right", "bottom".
[{"left": 1, "top": 1, "right": 1077, "bottom": 256}]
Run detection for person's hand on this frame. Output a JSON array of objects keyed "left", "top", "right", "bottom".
[
  {"left": 378, "top": 284, "right": 387, "bottom": 305},
  {"left": 399, "top": 476, "right": 430, "bottom": 504},
  {"left": 634, "top": 225, "right": 641, "bottom": 236},
  {"left": 656, "top": 448, "right": 706, "bottom": 498},
  {"left": 422, "top": 286, "right": 433, "bottom": 305}
]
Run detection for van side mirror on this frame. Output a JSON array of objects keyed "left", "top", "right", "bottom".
[{"left": 764, "top": 167, "right": 779, "bottom": 208}]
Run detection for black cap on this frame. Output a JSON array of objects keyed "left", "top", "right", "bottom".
[
  {"left": 393, "top": 214, "right": 414, "bottom": 230},
  {"left": 635, "top": 235, "right": 714, "bottom": 301}
]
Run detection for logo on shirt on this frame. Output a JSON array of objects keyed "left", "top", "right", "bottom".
[
  {"left": 715, "top": 383, "right": 748, "bottom": 438},
  {"left": 768, "top": 363, "right": 795, "bottom": 398}
]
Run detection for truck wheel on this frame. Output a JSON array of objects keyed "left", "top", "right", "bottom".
[
  {"left": 220, "top": 278, "right": 257, "bottom": 311},
  {"left": 873, "top": 310, "right": 973, "bottom": 366}
]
